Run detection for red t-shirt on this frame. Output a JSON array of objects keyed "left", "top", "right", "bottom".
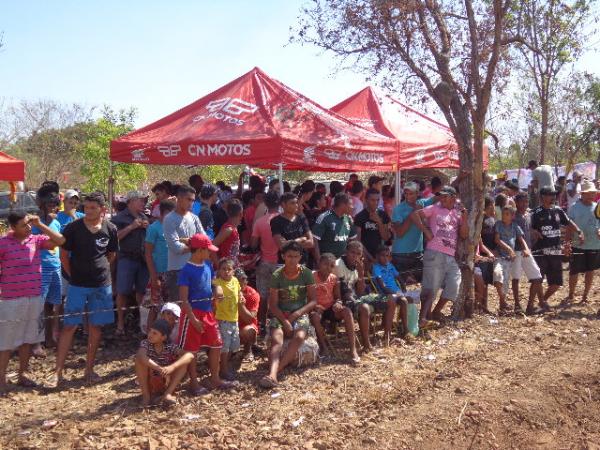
[
  {"left": 239, "top": 285, "right": 260, "bottom": 330},
  {"left": 217, "top": 222, "right": 240, "bottom": 264}
]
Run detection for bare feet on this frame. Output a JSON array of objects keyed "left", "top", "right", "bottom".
[
  {"left": 46, "top": 374, "right": 63, "bottom": 389},
  {"left": 84, "top": 370, "right": 101, "bottom": 386},
  {"left": 259, "top": 375, "right": 278, "bottom": 389},
  {"left": 161, "top": 394, "right": 177, "bottom": 407}
]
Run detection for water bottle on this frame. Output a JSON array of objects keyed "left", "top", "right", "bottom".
[{"left": 407, "top": 302, "right": 420, "bottom": 336}]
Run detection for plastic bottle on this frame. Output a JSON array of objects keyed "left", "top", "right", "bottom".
[{"left": 407, "top": 302, "right": 420, "bottom": 336}]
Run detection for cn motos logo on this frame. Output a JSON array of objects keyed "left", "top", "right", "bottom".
[{"left": 192, "top": 98, "right": 258, "bottom": 126}]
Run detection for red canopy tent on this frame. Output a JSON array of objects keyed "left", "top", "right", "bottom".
[
  {"left": 0, "top": 151, "right": 25, "bottom": 181},
  {"left": 110, "top": 68, "right": 397, "bottom": 173},
  {"left": 331, "top": 87, "right": 489, "bottom": 169}
]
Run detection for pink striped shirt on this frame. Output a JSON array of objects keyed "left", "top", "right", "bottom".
[{"left": 0, "top": 233, "right": 50, "bottom": 300}]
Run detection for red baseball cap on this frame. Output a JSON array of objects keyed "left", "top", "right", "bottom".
[{"left": 189, "top": 233, "right": 219, "bottom": 252}]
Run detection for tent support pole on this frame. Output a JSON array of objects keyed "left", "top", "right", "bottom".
[
  {"left": 395, "top": 169, "right": 402, "bottom": 206},
  {"left": 278, "top": 163, "right": 284, "bottom": 194},
  {"left": 108, "top": 161, "right": 115, "bottom": 215}
]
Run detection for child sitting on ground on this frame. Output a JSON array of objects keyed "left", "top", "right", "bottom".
[
  {"left": 494, "top": 205, "right": 531, "bottom": 314},
  {"left": 371, "top": 246, "right": 413, "bottom": 344},
  {"left": 311, "top": 253, "right": 360, "bottom": 364},
  {"left": 135, "top": 319, "right": 195, "bottom": 407},
  {"left": 259, "top": 241, "right": 317, "bottom": 389},
  {"left": 160, "top": 302, "right": 181, "bottom": 343},
  {"left": 178, "top": 234, "right": 235, "bottom": 394},
  {"left": 235, "top": 268, "right": 260, "bottom": 361},
  {"left": 214, "top": 258, "right": 244, "bottom": 381}
]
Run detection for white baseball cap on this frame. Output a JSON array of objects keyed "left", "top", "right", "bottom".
[
  {"left": 64, "top": 189, "right": 80, "bottom": 200},
  {"left": 160, "top": 303, "right": 181, "bottom": 318}
]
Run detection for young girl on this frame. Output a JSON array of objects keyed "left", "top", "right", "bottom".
[
  {"left": 235, "top": 268, "right": 260, "bottom": 361},
  {"left": 259, "top": 241, "right": 317, "bottom": 389},
  {"left": 311, "top": 253, "right": 360, "bottom": 364},
  {"left": 214, "top": 258, "right": 243, "bottom": 380},
  {"left": 213, "top": 200, "right": 243, "bottom": 267}
]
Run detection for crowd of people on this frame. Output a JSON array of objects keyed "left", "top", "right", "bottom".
[{"left": 1, "top": 161, "right": 600, "bottom": 405}]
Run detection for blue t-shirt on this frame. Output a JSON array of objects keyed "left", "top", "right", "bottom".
[
  {"left": 191, "top": 200, "right": 201, "bottom": 216},
  {"left": 56, "top": 211, "right": 84, "bottom": 232},
  {"left": 177, "top": 261, "right": 214, "bottom": 312},
  {"left": 372, "top": 262, "right": 401, "bottom": 294},
  {"left": 392, "top": 198, "right": 435, "bottom": 254},
  {"left": 494, "top": 221, "right": 524, "bottom": 258},
  {"left": 145, "top": 221, "right": 168, "bottom": 274},
  {"left": 32, "top": 219, "right": 61, "bottom": 270},
  {"left": 568, "top": 200, "right": 600, "bottom": 250}
]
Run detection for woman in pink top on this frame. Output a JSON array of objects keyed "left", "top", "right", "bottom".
[
  {"left": 310, "top": 253, "right": 360, "bottom": 364},
  {"left": 213, "top": 200, "right": 243, "bottom": 267}
]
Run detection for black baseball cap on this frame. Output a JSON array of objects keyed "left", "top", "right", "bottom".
[{"left": 540, "top": 187, "right": 558, "bottom": 196}]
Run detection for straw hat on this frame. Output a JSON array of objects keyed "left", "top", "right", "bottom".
[{"left": 580, "top": 179, "right": 598, "bottom": 193}]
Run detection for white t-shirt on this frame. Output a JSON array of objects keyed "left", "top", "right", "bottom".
[
  {"left": 351, "top": 196, "right": 364, "bottom": 217},
  {"left": 334, "top": 258, "right": 359, "bottom": 295},
  {"left": 566, "top": 181, "right": 581, "bottom": 209},
  {"left": 532, "top": 165, "right": 556, "bottom": 190}
]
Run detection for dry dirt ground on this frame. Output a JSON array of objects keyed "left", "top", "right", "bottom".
[{"left": 2, "top": 278, "right": 600, "bottom": 450}]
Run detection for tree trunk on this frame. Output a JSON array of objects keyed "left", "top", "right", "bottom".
[
  {"left": 452, "top": 112, "right": 485, "bottom": 320},
  {"left": 596, "top": 150, "right": 600, "bottom": 181},
  {"left": 540, "top": 97, "right": 549, "bottom": 164}
]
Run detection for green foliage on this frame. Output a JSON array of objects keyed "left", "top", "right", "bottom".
[{"left": 79, "top": 107, "right": 146, "bottom": 194}]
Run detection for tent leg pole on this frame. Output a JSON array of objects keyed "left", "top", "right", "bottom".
[
  {"left": 278, "top": 163, "right": 284, "bottom": 194},
  {"left": 108, "top": 161, "right": 115, "bottom": 216},
  {"left": 395, "top": 170, "right": 401, "bottom": 206}
]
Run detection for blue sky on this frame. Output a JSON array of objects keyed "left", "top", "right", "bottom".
[{"left": 1, "top": 1, "right": 598, "bottom": 128}]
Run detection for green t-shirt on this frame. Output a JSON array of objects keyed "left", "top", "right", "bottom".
[
  {"left": 269, "top": 266, "right": 314, "bottom": 313},
  {"left": 312, "top": 210, "right": 357, "bottom": 258}
]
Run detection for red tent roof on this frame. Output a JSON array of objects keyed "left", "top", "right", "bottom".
[
  {"left": 111, "top": 68, "right": 397, "bottom": 172},
  {"left": 0, "top": 151, "right": 25, "bottom": 182},
  {"left": 331, "top": 87, "right": 488, "bottom": 170}
]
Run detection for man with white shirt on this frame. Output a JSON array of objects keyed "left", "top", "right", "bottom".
[{"left": 566, "top": 171, "right": 583, "bottom": 210}]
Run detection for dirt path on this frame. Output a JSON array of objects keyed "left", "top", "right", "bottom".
[{"left": 2, "top": 281, "right": 600, "bottom": 449}]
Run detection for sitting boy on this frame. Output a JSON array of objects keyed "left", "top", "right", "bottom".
[
  {"left": 371, "top": 246, "right": 414, "bottom": 344},
  {"left": 235, "top": 268, "right": 260, "bottom": 361},
  {"left": 259, "top": 241, "right": 317, "bottom": 389},
  {"left": 311, "top": 253, "right": 360, "bottom": 364},
  {"left": 135, "top": 319, "right": 194, "bottom": 407}
]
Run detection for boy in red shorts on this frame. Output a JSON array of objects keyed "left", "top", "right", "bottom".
[
  {"left": 135, "top": 319, "right": 194, "bottom": 407},
  {"left": 177, "top": 234, "right": 235, "bottom": 394}
]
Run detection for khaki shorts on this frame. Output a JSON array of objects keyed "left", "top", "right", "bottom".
[{"left": 0, "top": 296, "right": 44, "bottom": 351}]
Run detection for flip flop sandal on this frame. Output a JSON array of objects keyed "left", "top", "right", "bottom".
[
  {"left": 258, "top": 376, "right": 278, "bottom": 389},
  {"left": 161, "top": 396, "right": 177, "bottom": 407},
  {"left": 419, "top": 320, "right": 437, "bottom": 331},
  {"left": 350, "top": 356, "right": 361, "bottom": 367},
  {"left": 85, "top": 372, "right": 102, "bottom": 386},
  {"left": 17, "top": 377, "right": 38, "bottom": 388},
  {"left": 191, "top": 387, "right": 210, "bottom": 397}
]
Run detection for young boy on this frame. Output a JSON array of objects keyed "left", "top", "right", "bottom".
[
  {"left": 259, "top": 241, "right": 317, "bottom": 389},
  {"left": 494, "top": 206, "right": 531, "bottom": 314},
  {"left": 311, "top": 253, "right": 360, "bottom": 364},
  {"left": 177, "top": 234, "right": 235, "bottom": 394},
  {"left": 236, "top": 268, "right": 260, "bottom": 361},
  {"left": 371, "top": 246, "right": 413, "bottom": 344},
  {"left": 146, "top": 200, "right": 176, "bottom": 329},
  {"left": 160, "top": 302, "right": 181, "bottom": 344},
  {"left": 213, "top": 200, "right": 243, "bottom": 267},
  {"left": 214, "top": 258, "right": 243, "bottom": 380},
  {"left": 135, "top": 319, "right": 194, "bottom": 407}
]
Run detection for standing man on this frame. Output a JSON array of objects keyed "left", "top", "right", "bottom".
[
  {"left": 163, "top": 185, "right": 205, "bottom": 303},
  {"left": 111, "top": 191, "right": 150, "bottom": 336},
  {"left": 410, "top": 186, "right": 468, "bottom": 325},
  {"left": 391, "top": 182, "right": 435, "bottom": 288},
  {"left": 0, "top": 213, "right": 65, "bottom": 393},
  {"left": 531, "top": 187, "right": 584, "bottom": 308},
  {"left": 564, "top": 180, "right": 600, "bottom": 304},
  {"left": 270, "top": 192, "right": 314, "bottom": 264},
  {"left": 354, "top": 188, "right": 391, "bottom": 264},
  {"left": 511, "top": 192, "right": 544, "bottom": 315},
  {"left": 529, "top": 159, "right": 556, "bottom": 208},
  {"left": 566, "top": 171, "right": 583, "bottom": 210},
  {"left": 53, "top": 192, "right": 118, "bottom": 386},
  {"left": 312, "top": 192, "right": 357, "bottom": 260},
  {"left": 198, "top": 184, "right": 218, "bottom": 240}
]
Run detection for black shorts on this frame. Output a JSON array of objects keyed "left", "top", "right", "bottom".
[
  {"left": 534, "top": 254, "right": 563, "bottom": 286},
  {"left": 570, "top": 249, "right": 600, "bottom": 275},
  {"left": 392, "top": 252, "right": 423, "bottom": 285},
  {"left": 476, "top": 261, "right": 494, "bottom": 285}
]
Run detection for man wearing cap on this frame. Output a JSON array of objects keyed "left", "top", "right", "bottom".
[
  {"left": 163, "top": 185, "right": 205, "bottom": 303},
  {"left": 531, "top": 187, "right": 584, "bottom": 308},
  {"left": 566, "top": 171, "right": 583, "bottom": 210},
  {"left": 111, "top": 191, "right": 150, "bottom": 335},
  {"left": 564, "top": 180, "right": 600, "bottom": 304},
  {"left": 56, "top": 189, "right": 84, "bottom": 231},
  {"left": 410, "top": 186, "right": 468, "bottom": 325},
  {"left": 198, "top": 184, "right": 218, "bottom": 240},
  {"left": 391, "top": 182, "right": 435, "bottom": 287}
]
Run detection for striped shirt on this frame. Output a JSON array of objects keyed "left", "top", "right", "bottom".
[{"left": 0, "top": 233, "right": 50, "bottom": 300}]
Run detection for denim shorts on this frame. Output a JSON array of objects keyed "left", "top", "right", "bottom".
[
  {"left": 421, "top": 249, "right": 461, "bottom": 301},
  {"left": 116, "top": 257, "right": 149, "bottom": 296},
  {"left": 64, "top": 285, "right": 114, "bottom": 326},
  {"left": 218, "top": 320, "right": 240, "bottom": 353},
  {"left": 41, "top": 267, "right": 62, "bottom": 305}
]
